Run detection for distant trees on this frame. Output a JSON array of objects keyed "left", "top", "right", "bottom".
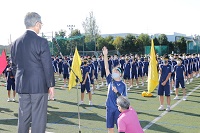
[{"left": 82, "top": 11, "right": 100, "bottom": 51}]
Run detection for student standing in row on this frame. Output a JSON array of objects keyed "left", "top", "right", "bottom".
[{"left": 158, "top": 55, "right": 172, "bottom": 112}]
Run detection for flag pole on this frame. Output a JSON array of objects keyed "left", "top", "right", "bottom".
[
  {"left": 69, "top": 67, "right": 82, "bottom": 133},
  {"left": 53, "top": 39, "right": 82, "bottom": 132}
]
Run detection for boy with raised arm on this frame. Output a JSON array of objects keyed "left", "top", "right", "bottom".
[{"left": 102, "top": 46, "right": 127, "bottom": 133}]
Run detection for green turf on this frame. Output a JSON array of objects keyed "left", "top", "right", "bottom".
[{"left": 0, "top": 76, "right": 200, "bottom": 133}]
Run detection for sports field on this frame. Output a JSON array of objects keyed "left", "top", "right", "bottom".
[{"left": 0, "top": 75, "right": 200, "bottom": 133}]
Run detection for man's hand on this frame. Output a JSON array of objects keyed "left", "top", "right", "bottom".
[
  {"left": 102, "top": 46, "right": 108, "bottom": 56},
  {"left": 49, "top": 87, "right": 55, "bottom": 99}
]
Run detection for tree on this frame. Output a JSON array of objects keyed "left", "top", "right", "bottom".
[
  {"left": 153, "top": 37, "right": 160, "bottom": 46},
  {"left": 97, "top": 37, "right": 107, "bottom": 51},
  {"left": 82, "top": 11, "right": 100, "bottom": 51},
  {"left": 168, "top": 41, "right": 174, "bottom": 54},
  {"left": 137, "top": 33, "right": 150, "bottom": 46},
  {"left": 158, "top": 34, "right": 169, "bottom": 45},
  {"left": 105, "top": 36, "right": 115, "bottom": 50},
  {"left": 174, "top": 37, "right": 187, "bottom": 53},
  {"left": 122, "top": 34, "right": 137, "bottom": 54},
  {"left": 135, "top": 33, "right": 150, "bottom": 54},
  {"left": 69, "top": 29, "right": 85, "bottom": 52},
  {"left": 54, "top": 30, "right": 69, "bottom": 56},
  {"left": 113, "top": 36, "right": 124, "bottom": 51}
]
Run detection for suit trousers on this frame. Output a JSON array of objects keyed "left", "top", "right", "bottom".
[{"left": 18, "top": 93, "right": 48, "bottom": 133}]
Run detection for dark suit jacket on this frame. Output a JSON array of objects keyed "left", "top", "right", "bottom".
[{"left": 11, "top": 30, "right": 55, "bottom": 94}]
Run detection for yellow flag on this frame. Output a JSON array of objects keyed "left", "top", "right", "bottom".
[
  {"left": 68, "top": 48, "right": 82, "bottom": 90},
  {"left": 147, "top": 39, "right": 159, "bottom": 93}
]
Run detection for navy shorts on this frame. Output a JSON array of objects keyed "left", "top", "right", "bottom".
[
  {"left": 175, "top": 79, "right": 185, "bottom": 88},
  {"left": 131, "top": 72, "right": 138, "bottom": 79},
  {"left": 58, "top": 69, "right": 62, "bottom": 74},
  {"left": 7, "top": 79, "right": 15, "bottom": 91},
  {"left": 63, "top": 74, "right": 69, "bottom": 79},
  {"left": 196, "top": 65, "right": 199, "bottom": 71},
  {"left": 143, "top": 71, "right": 148, "bottom": 76},
  {"left": 101, "top": 69, "right": 106, "bottom": 78},
  {"left": 158, "top": 82, "right": 170, "bottom": 96},
  {"left": 123, "top": 73, "right": 131, "bottom": 80},
  {"left": 94, "top": 71, "right": 98, "bottom": 79},
  {"left": 90, "top": 77, "right": 94, "bottom": 84},
  {"left": 188, "top": 68, "right": 192, "bottom": 74},
  {"left": 185, "top": 70, "right": 188, "bottom": 76},
  {"left": 81, "top": 82, "right": 90, "bottom": 93},
  {"left": 193, "top": 66, "right": 197, "bottom": 72},
  {"left": 170, "top": 72, "right": 175, "bottom": 81},
  {"left": 106, "top": 107, "right": 120, "bottom": 128},
  {"left": 138, "top": 70, "right": 143, "bottom": 77}
]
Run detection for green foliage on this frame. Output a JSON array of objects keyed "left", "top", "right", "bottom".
[
  {"left": 174, "top": 37, "right": 187, "bottom": 53},
  {"left": 96, "top": 36, "right": 115, "bottom": 51},
  {"left": 82, "top": 11, "right": 100, "bottom": 51},
  {"left": 113, "top": 36, "right": 124, "bottom": 50},
  {"left": 122, "top": 34, "right": 136, "bottom": 54},
  {"left": 137, "top": 33, "right": 150, "bottom": 46},
  {"left": 168, "top": 41, "right": 174, "bottom": 53},
  {"left": 69, "top": 29, "right": 85, "bottom": 53},
  {"left": 153, "top": 37, "right": 160, "bottom": 46},
  {"left": 158, "top": 34, "right": 169, "bottom": 45}
]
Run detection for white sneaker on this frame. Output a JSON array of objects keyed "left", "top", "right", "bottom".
[
  {"left": 100, "top": 83, "right": 104, "bottom": 87},
  {"left": 7, "top": 98, "right": 12, "bottom": 102},
  {"left": 174, "top": 96, "right": 180, "bottom": 100},
  {"left": 170, "top": 90, "right": 173, "bottom": 94},
  {"left": 141, "top": 83, "right": 144, "bottom": 86},
  {"left": 64, "top": 84, "right": 67, "bottom": 88},
  {"left": 166, "top": 106, "right": 170, "bottom": 112},
  {"left": 136, "top": 86, "right": 139, "bottom": 88},
  {"left": 183, "top": 96, "right": 187, "bottom": 101},
  {"left": 78, "top": 101, "right": 84, "bottom": 105},
  {"left": 96, "top": 85, "right": 100, "bottom": 89},
  {"left": 186, "top": 81, "right": 189, "bottom": 84},
  {"left": 89, "top": 101, "right": 93, "bottom": 105},
  {"left": 158, "top": 105, "right": 164, "bottom": 111},
  {"left": 58, "top": 78, "right": 61, "bottom": 81},
  {"left": 129, "top": 85, "right": 133, "bottom": 88},
  {"left": 12, "top": 98, "right": 15, "bottom": 102},
  {"left": 127, "top": 88, "right": 131, "bottom": 91}
]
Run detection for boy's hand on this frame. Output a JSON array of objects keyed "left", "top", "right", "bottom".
[
  {"left": 112, "top": 86, "right": 118, "bottom": 93},
  {"left": 102, "top": 46, "right": 108, "bottom": 56},
  {"left": 82, "top": 81, "right": 86, "bottom": 85},
  {"left": 161, "top": 81, "right": 166, "bottom": 86}
]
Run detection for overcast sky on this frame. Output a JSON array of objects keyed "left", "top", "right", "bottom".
[{"left": 0, "top": 0, "right": 200, "bottom": 45}]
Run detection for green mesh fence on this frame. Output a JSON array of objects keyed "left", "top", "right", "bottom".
[{"left": 145, "top": 46, "right": 168, "bottom": 56}]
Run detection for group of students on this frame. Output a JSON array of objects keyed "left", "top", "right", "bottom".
[
  {"left": 51, "top": 51, "right": 200, "bottom": 108},
  {"left": 3, "top": 48, "right": 199, "bottom": 132},
  {"left": 157, "top": 53, "right": 200, "bottom": 112}
]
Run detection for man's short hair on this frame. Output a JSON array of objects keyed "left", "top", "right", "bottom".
[
  {"left": 24, "top": 12, "right": 42, "bottom": 28},
  {"left": 117, "top": 96, "right": 130, "bottom": 110}
]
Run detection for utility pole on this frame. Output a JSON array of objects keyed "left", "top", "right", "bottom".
[
  {"left": 67, "top": 25, "right": 75, "bottom": 55},
  {"left": 52, "top": 31, "right": 54, "bottom": 55}
]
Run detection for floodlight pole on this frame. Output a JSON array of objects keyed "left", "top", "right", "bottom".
[{"left": 67, "top": 25, "right": 75, "bottom": 55}]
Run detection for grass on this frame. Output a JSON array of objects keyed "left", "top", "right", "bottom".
[{"left": 0, "top": 75, "right": 200, "bottom": 133}]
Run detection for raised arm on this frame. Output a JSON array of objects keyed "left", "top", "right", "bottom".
[{"left": 102, "top": 46, "right": 110, "bottom": 77}]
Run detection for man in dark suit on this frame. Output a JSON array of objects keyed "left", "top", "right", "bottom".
[{"left": 11, "top": 12, "right": 55, "bottom": 133}]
